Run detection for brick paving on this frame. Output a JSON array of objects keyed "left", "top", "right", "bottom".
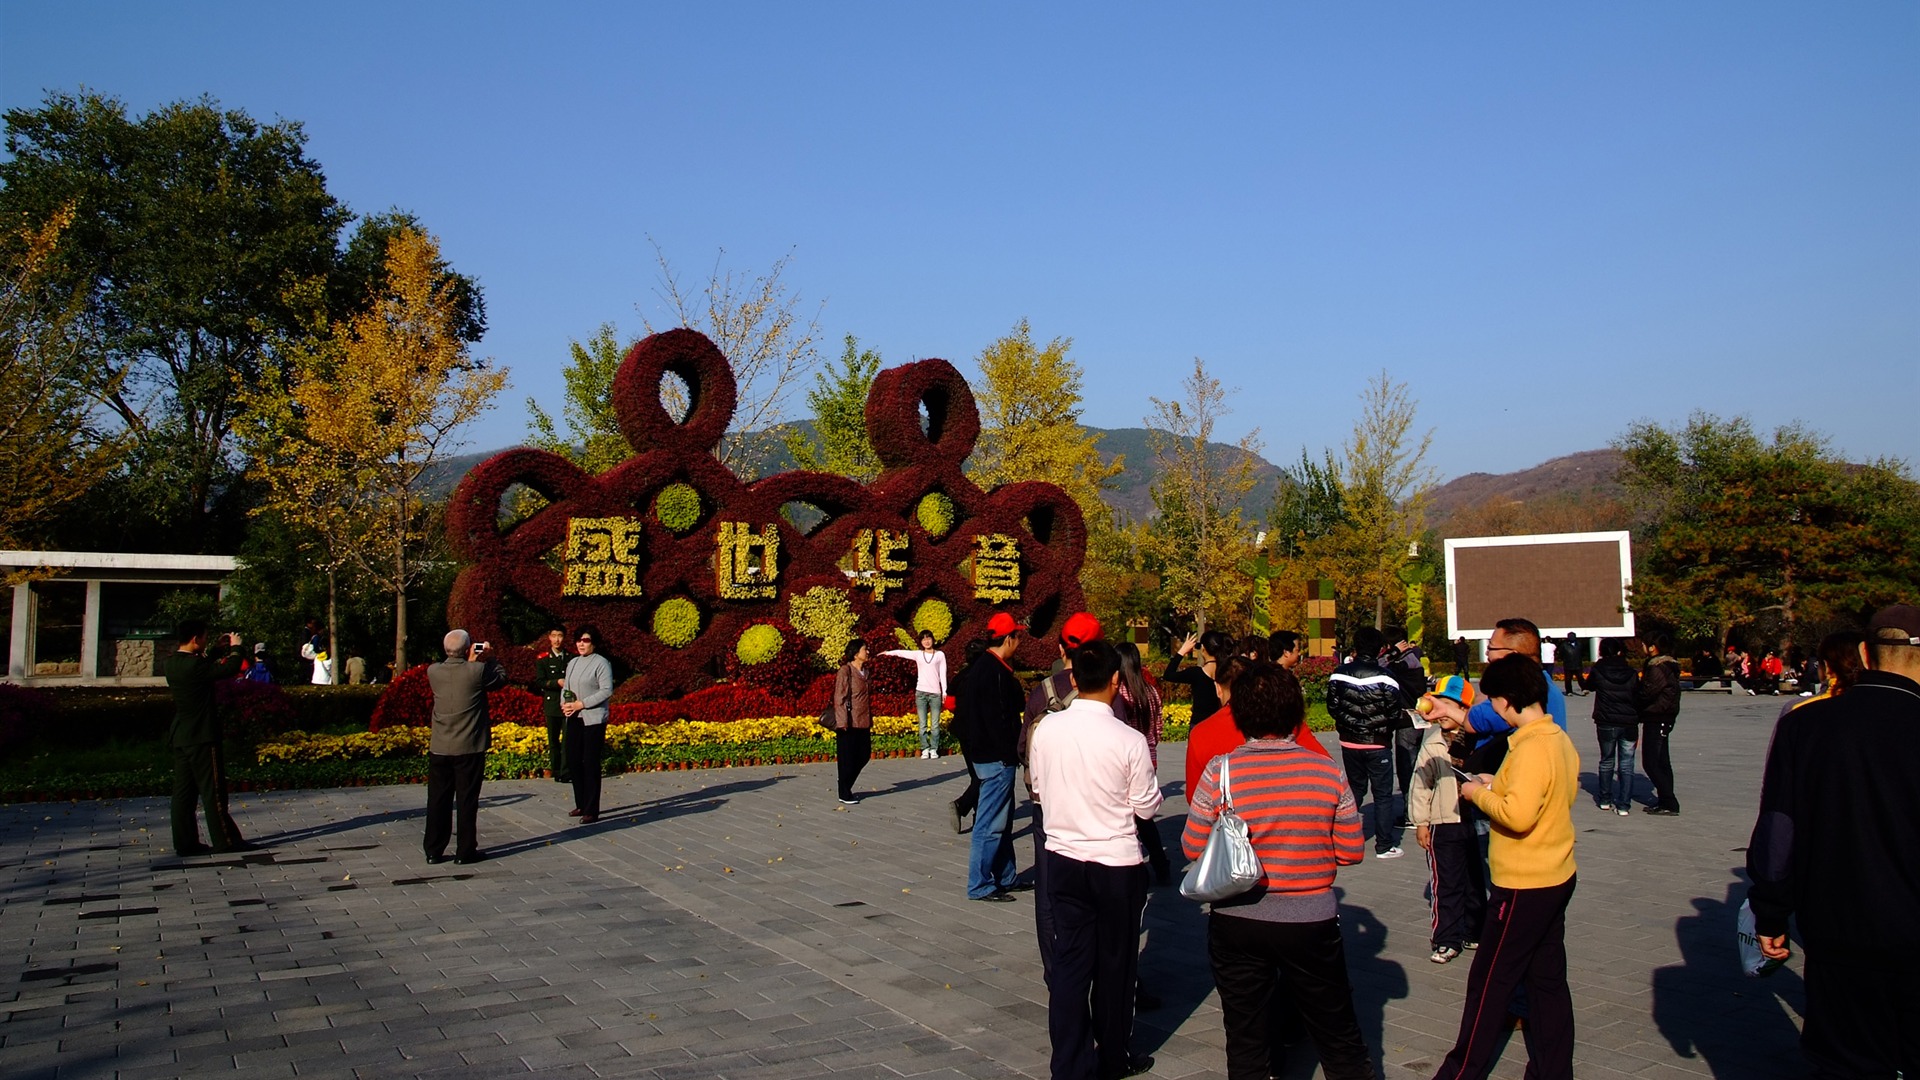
[{"left": 1, "top": 692, "right": 1811, "bottom": 1079}]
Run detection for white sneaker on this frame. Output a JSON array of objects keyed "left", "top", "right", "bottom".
[
  {"left": 1598, "top": 802, "right": 1614, "bottom": 812},
  {"left": 1617, "top": 807, "right": 1630, "bottom": 817},
  {"left": 1375, "top": 847, "right": 1404, "bottom": 860}
]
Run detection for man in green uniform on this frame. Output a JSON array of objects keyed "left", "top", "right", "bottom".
[
  {"left": 163, "top": 619, "right": 252, "bottom": 855},
  {"left": 534, "top": 626, "right": 571, "bottom": 783}
]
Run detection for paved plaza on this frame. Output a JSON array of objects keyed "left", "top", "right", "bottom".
[{"left": 2, "top": 692, "right": 1812, "bottom": 1079}]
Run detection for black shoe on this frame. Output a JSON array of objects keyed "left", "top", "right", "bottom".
[
  {"left": 1644, "top": 805, "right": 1680, "bottom": 816},
  {"left": 176, "top": 843, "right": 214, "bottom": 857},
  {"left": 1006, "top": 881, "right": 1035, "bottom": 893},
  {"left": 453, "top": 851, "right": 487, "bottom": 864},
  {"left": 1105, "top": 1054, "right": 1154, "bottom": 1078},
  {"left": 972, "top": 891, "right": 1016, "bottom": 903},
  {"left": 425, "top": 853, "right": 446, "bottom": 865}
]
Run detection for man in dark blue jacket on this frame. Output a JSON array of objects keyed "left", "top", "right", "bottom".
[{"left": 1747, "top": 604, "right": 1920, "bottom": 1078}]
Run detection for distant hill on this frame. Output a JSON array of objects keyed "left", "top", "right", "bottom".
[
  {"left": 1425, "top": 449, "right": 1627, "bottom": 532},
  {"left": 427, "top": 424, "right": 1287, "bottom": 523}
]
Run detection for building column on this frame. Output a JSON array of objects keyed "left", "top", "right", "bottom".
[
  {"left": 80, "top": 580, "right": 102, "bottom": 681},
  {"left": 7, "top": 583, "right": 27, "bottom": 681}
]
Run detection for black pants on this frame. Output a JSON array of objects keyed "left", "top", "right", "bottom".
[
  {"left": 954, "top": 758, "right": 980, "bottom": 820},
  {"left": 1562, "top": 663, "right": 1581, "bottom": 694},
  {"left": 544, "top": 709, "right": 569, "bottom": 782},
  {"left": 1436, "top": 875, "right": 1576, "bottom": 1080},
  {"left": 836, "top": 727, "right": 871, "bottom": 800},
  {"left": 1426, "top": 821, "right": 1486, "bottom": 948},
  {"left": 1394, "top": 726, "right": 1422, "bottom": 806},
  {"left": 568, "top": 718, "right": 605, "bottom": 815},
  {"left": 1641, "top": 720, "right": 1678, "bottom": 810},
  {"left": 424, "top": 751, "right": 485, "bottom": 859},
  {"left": 1802, "top": 952, "right": 1920, "bottom": 1078},
  {"left": 1045, "top": 850, "right": 1147, "bottom": 1080},
  {"left": 170, "top": 742, "right": 242, "bottom": 851},
  {"left": 1033, "top": 805, "right": 1054, "bottom": 981},
  {"left": 1207, "top": 913, "right": 1372, "bottom": 1080}
]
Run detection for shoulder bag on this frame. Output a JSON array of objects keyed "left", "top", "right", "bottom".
[{"left": 1180, "top": 755, "right": 1263, "bottom": 903}]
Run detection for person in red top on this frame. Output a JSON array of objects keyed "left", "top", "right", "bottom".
[{"left": 1186, "top": 659, "right": 1329, "bottom": 800}]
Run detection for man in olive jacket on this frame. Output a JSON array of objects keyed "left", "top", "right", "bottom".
[
  {"left": 164, "top": 619, "right": 249, "bottom": 855},
  {"left": 425, "top": 629, "right": 506, "bottom": 864},
  {"left": 533, "top": 627, "right": 570, "bottom": 783}
]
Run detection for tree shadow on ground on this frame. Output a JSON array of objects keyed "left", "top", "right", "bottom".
[
  {"left": 1650, "top": 870, "right": 1807, "bottom": 1079},
  {"left": 486, "top": 776, "right": 787, "bottom": 858}
]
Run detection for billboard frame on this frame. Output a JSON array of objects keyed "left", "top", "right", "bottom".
[{"left": 1444, "top": 530, "right": 1635, "bottom": 641}]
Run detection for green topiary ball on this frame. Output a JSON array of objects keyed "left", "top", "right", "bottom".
[
  {"left": 653, "top": 483, "right": 702, "bottom": 533},
  {"left": 652, "top": 597, "right": 702, "bottom": 648},
  {"left": 916, "top": 492, "right": 956, "bottom": 537},
  {"left": 910, "top": 598, "right": 954, "bottom": 643},
  {"left": 735, "top": 623, "right": 784, "bottom": 666}
]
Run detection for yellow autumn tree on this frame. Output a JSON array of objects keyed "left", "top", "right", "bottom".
[
  {"left": 967, "top": 319, "right": 1122, "bottom": 522},
  {"left": 0, "top": 206, "right": 128, "bottom": 551},
  {"left": 241, "top": 229, "right": 505, "bottom": 671}
]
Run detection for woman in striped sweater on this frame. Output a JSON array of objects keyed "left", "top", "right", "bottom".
[{"left": 1182, "top": 662, "right": 1373, "bottom": 1080}]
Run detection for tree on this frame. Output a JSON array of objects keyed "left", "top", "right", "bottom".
[
  {"left": 1297, "top": 372, "right": 1436, "bottom": 634},
  {"left": 0, "top": 206, "right": 128, "bottom": 551},
  {"left": 967, "top": 320, "right": 1123, "bottom": 519},
  {"left": 642, "top": 244, "right": 821, "bottom": 479},
  {"left": 1617, "top": 413, "right": 1920, "bottom": 644},
  {"left": 785, "top": 334, "right": 882, "bottom": 482},
  {"left": 526, "top": 323, "right": 637, "bottom": 474},
  {"left": 1270, "top": 448, "right": 1349, "bottom": 558},
  {"left": 240, "top": 229, "right": 505, "bottom": 672},
  {"left": 1142, "top": 357, "right": 1261, "bottom": 632},
  {"left": 0, "top": 91, "right": 352, "bottom": 550}
]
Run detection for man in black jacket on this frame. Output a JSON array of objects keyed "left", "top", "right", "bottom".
[
  {"left": 163, "top": 620, "right": 251, "bottom": 855},
  {"left": 1635, "top": 634, "right": 1683, "bottom": 815},
  {"left": 1328, "top": 626, "right": 1412, "bottom": 857},
  {"left": 1585, "top": 638, "right": 1639, "bottom": 813},
  {"left": 1748, "top": 604, "right": 1920, "bottom": 1078},
  {"left": 954, "top": 613, "right": 1027, "bottom": 901}
]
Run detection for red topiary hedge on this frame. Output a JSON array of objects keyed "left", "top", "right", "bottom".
[{"left": 443, "top": 327, "right": 1088, "bottom": 702}]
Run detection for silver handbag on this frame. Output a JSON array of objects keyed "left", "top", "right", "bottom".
[{"left": 1179, "top": 755, "right": 1263, "bottom": 903}]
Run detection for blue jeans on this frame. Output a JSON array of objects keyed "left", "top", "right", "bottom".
[
  {"left": 1595, "top": 725, "right": 1636, "bottom": 808},
  {"left": 967, "top": 761, "right": 1018, "bottom": 898},
  {"left": 1342, "top": 747, "right": 1401, "bottom": 853},
  {"left": 915, "top": 691, "right": 942, "bottom": 753}
]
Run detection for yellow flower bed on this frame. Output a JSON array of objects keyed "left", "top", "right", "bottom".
[{"left": 256, "top": 712, "right": 955, "bottom": 764}]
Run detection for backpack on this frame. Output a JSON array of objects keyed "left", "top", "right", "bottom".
[{"left": 1043, "top": 671, "right": 1077, "bottom": 713}]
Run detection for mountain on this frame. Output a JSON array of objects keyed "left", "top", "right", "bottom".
[
  {"left": 1424, "top": 449, "right": 1626, "bottom": 525},
  {"left": 428, "top": 424, "right": 1288, "bottom": 523}
]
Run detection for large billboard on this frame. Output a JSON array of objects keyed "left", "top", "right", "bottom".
[{"left": 1445, "top": 531, "right": 1634, "bottom": 640}]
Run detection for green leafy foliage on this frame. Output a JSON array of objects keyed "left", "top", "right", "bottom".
[
  {"left": 1618, "top": 412, "right": 1920, "bottom": 643},
  {"left": 652, "top": 598, "right": 703, "bottom": 648},
  {"left": 653, "top": 483, "right": 702, "bottom": 533},
  {"left": 785, "top": 334, "right": 881, "bottom": 481},
  {"left": 916, "top": 492, "right": 956, "bottom": 537},
  {"left": 526, "top": 323, "right": 638, "bottom": 474},
  {"left": 735, "top": 623, "right": 785, "bottom": 665}
]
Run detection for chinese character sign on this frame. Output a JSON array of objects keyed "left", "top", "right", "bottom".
[
  {"left": 562, "top": 517, "right": 644, "bottom": 598},
  {"left": 716, "top": 521, "right": 780, "bottom": 600}
]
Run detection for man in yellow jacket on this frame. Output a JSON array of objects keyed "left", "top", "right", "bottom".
[{"left": 1423, "top": 654, "right": 1579, "bottom": 1080}]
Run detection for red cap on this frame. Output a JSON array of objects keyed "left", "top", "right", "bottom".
[
  {"left": 986, "top": 612, "right": 1026, "bottom": 637},
  {"left": 1061, "top": 612, "right": 1102, "bottom": 648}
]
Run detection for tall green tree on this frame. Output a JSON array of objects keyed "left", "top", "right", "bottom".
[
  {"left": 0, "top": 91, "right": 353, "bottom": 550},
  {"left": 527, "top": 323, "right": 636, "bottom": 474},
  {"left": 784, "top": 334, "right": 882, "bottom": 481},
  {"left": 1315, "top": 371, "right": 1436, "bottom": 631},
  {"left": 1617, "top": 413, "right": 1920, "bottom": 643},
  {"left": 1142, "top": 357, "right": 1260, "bottom": 632},
  {"left": 0, "top": 205, "right": 128, "bottom": 551}
]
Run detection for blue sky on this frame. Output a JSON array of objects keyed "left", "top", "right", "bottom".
[{"left": 4, "top": 2, "right": 1915, "bottom": 481}]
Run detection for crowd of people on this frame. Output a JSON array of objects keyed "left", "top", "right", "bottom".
[{"left": 156, "top": 598, "right": 1920, "bottom": 1080}]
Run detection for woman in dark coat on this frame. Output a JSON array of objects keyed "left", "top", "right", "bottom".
[{"left": 832, "top": 639, "right": 873, "bottom": 805}]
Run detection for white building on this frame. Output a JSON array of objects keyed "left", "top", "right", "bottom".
[{"left": 2, "top": 551, "right": 240, "bottom": 685}]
